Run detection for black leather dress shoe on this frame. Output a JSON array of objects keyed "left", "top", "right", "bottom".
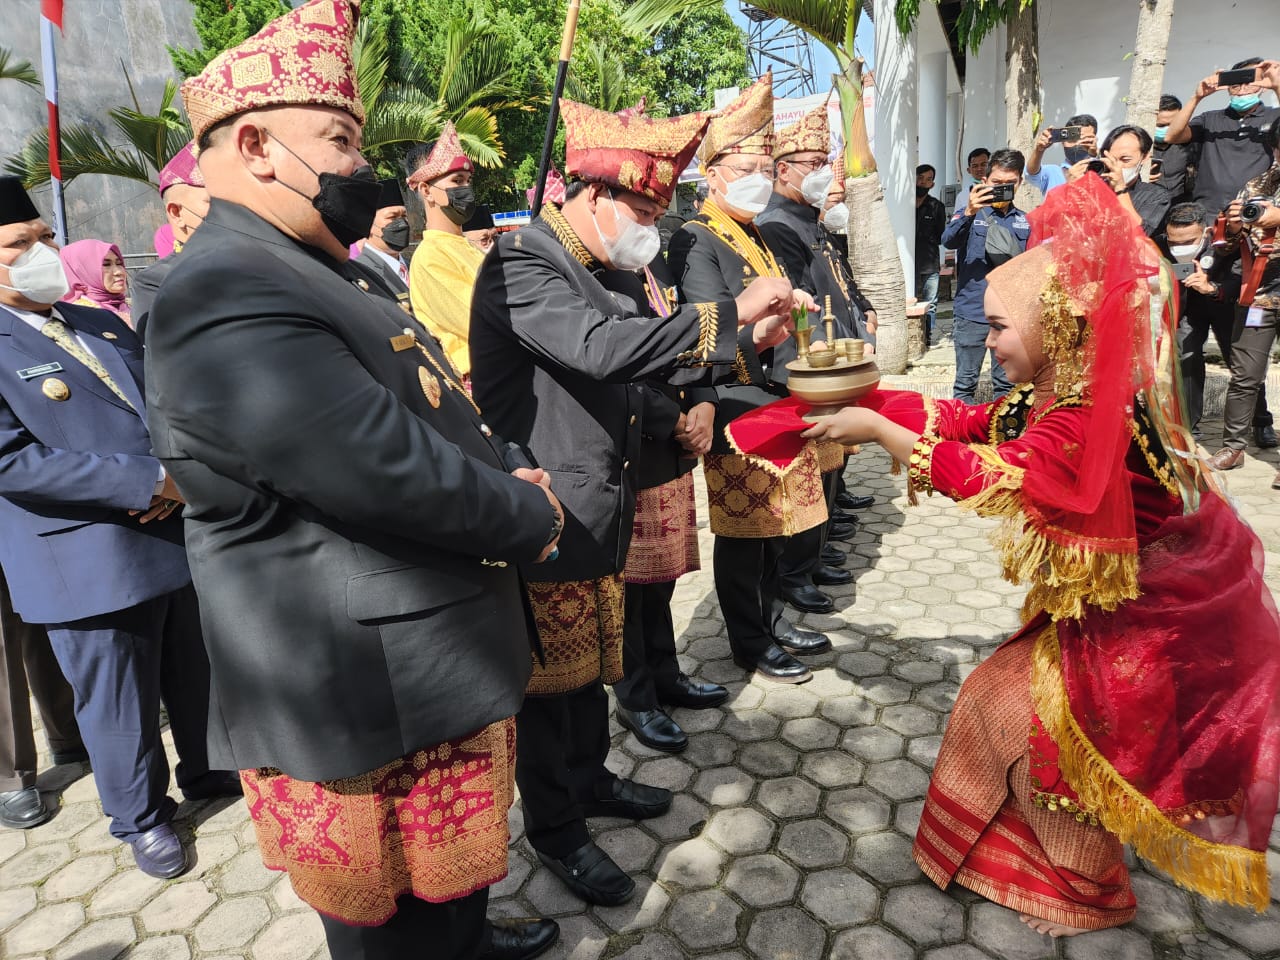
[
  {"left": 812, "top": 564, "right": 853, "bottom": 586},
  {"left": 128, "top": 823, "right": 190, "bottom": 879},
  {"left": 656, "top": 674, "right": 729, "bottom": 709},
  {"left": 181, "top": 770, "right": 243, "bottom": 801},
  {"left": 478, "top": 918, "right": 560, "bottom": 960},
  {"left": 828, "top": 509, "right": 859, "bottom": 525},
  {"left": 836, "top": 492, "right": 875, "bottom": 510},
  {"left": 733, "top": 644, "right": 812, "bottom": 683},
  {"left": 775, "top": 622, "right": 832, "bottom": 654},
  {"left": 827, "top": 521, "right": 858, "bottom": 542},
  {"left": 50, "top": 746, "right": 89, "bottom": 765},
  {"left": 820, "top": 544, "right": 847, "bottom": 566},
  {"left": 536, "top": 841, "right": 635, "bottom": 906},
  {"left": 1257, "top": 424, "right": 1279, "bottom": 448},
  {"left": 581, "top": 778, "right": 672, "bottom": 820},
  {"left": 0, "top": 786, "right": 52, "bottom": 829},
  {"left": 617, "top": 706, "right": 688, "bottom": 753},
  {"left": 780, "top": 583, "right": 835, "bottom": 614}
]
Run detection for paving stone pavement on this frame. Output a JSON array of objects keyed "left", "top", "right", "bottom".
[{"left": 5, "top": 376, "right": 1280, "bottom": 959}]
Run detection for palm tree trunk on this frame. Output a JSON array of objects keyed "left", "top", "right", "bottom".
[
  {"left": 1124, "top": 0, "right": 1176, "bottom": 128},
  {"left": 1005, "top": 3, "right": 1041, "bottom": 209},
  {"left": 837, "top": 59, "right": 908, "bottom": 374}
]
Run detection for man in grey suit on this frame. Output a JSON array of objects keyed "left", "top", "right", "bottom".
[{"left": 354, "top": 179, "right": 413, "bottom": 313}]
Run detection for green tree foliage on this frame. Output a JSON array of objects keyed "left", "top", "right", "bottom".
[
  {"left": 894, "top": 0, "right": 1035, "bottom": 54},
  {"left": 0, "top": 46, "right": 40, "bottom": 88},
  {"left": 648, "top": 8, "right": 751, "bottom": 116},
  {"left": 168, "top": 0, "right": 291, "bottom": 78}
]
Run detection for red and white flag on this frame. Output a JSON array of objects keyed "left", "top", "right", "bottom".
[{"left": 40, "top": 0, "right": 66, "bottom": 244}]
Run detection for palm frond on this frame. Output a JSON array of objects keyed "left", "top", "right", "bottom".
[
  {"left": 628, "top": 0, "right": 848, "bottom": 51},
  {"left": 4, "top": 125, "right": 154, "bottom": 188},
  {"left": 353, "top": 16, "right": 390, "bottom": 115},
  {"left": 451, "top": 107, "right": 504, "bottom": 168},
  {"left": 107, "top": 79, "right": 191, "bottom": 172},
  {"left": 0, "top": 46, "right": 40, "bottom": 87},
  {"left": 436, "top": 18, "right": 524, "bottom": 114},
  {"left": 361, "top": 93, "right": 448, "bottom": 154}
]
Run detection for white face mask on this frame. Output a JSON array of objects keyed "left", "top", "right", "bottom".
[
  {"left": 593, "top": 191, "right": 661, "bottom": 273},
  {"left": 721, "top": 171, "right": 774, "bottom": 216},
  {"left": 1168, "top": 241, "right": 1203, "bottom": 263},
  {"left": 1122, "top": 165, "right": 1141, "bottom": 186},
  {"left": 801, "top": 165, "right": 835, "bottom": 207},
  {"left": 0, "top": 241, "right": 69, "bottom": 306},
  {"left": 823, "top": 202, "right": 850, "bottom": 233}
]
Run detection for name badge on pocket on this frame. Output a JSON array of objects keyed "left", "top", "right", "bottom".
[
  {"left": 17, "top": 362, "right": 63, "bottom": 380},
  {"left": 1246, "top": 306, "right": 1267, "bottom": 328}
]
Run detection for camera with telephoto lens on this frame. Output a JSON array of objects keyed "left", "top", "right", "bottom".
[{"left": 1240, "top": 197, "right": 1272, "bottom": 226}]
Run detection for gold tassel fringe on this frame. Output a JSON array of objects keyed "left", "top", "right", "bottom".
[{"left": 1030, "top": 627, "right": 1270, "bottom": 912}]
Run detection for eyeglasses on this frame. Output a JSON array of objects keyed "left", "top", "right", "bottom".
[
  {"left": 784, "top": 157, "right": 827, "bottom": 173},
  {"left": 717, "top": 162, "right": 774, "bottom": 180}
]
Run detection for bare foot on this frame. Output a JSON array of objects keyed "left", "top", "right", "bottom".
[{"left": 1019, "top": 914, "right": 1090, "bottom": 937}]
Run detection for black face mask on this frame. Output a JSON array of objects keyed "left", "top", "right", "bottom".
[
  {"left": 916, "top": 185, "right": 931, "bottom": 198},
  {"left": 1063, "top": 145, "right": 1092, "bottom": 165},
  {"left": 439, "top": 185, "right": 476, "bottom": 226},
  {"left": 268, "top": 132, "right": 382, "bottom": 247},
  {"left": 380, "top": 217, "right": 411, "bottom": 251}
]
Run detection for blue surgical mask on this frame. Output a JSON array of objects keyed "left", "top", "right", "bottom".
[
  {"left": 1154, "top": 126, "right": 1168, "bottom": 143},
  {"left": 1230, "top": 94, "right": 1262, "bottom": 113}
]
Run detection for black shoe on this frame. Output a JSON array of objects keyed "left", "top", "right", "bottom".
[
  {"left": 0, "top": 786, "right": 52, "bottom": 829},
  {"left": 812, "top": 564, "right": 853, "bottom": 586},
  {"left": 50, "top": 746, "right": 89, "bottom": 766},
  {"left": 581, "top": 778, "right": 672, "bottom": 820},
  {"left": 733, "top": 644, "right": 813, "bottom": 683},
  {"left": 617, "top": 706, "right": 688, "bottom": 753},
  {"left": 827, "top": 521, "right": 858, "bottom": 542},
  {"left": 820, "top": 544, "right": 847, "bottom": 566},
  {"left": 836, "top": 492, "right": 874, "bottom": 510},
  {"left": 127, "top": 823, "right": 189, "bottom": 879},
  {"left": 828, "top": 509, "right": 859, "bottom": 525},
  {"left": 536, "top": 842, "right": 635, "bottom": 906},
  {"left": 656, "top": 674, "right": 729, "bottom": 709},
  {"left": 775, "top": 622, "right": 832, "bottom": 654},
  {"left": 181, "top": 770, "right": 243, "bottom": 802},
  {"left": 479, "top": 918, "right": 560, "bottom": 960},
  {"left": 780, "top": 584, "right": 835, "bottom": 614},
  {"left": 1256, "top": 424, "right": 1279, "bottom": 448}
]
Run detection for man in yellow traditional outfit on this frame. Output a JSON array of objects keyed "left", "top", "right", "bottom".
[
  {"left": 471, "top": 97, "right": 807, "bottom": 907},
  {"left": 669, "top": 74, "right": 832, "bottom": 685},
  {"left": 407, "top": 122, "right": 483, "bottom": 384}
]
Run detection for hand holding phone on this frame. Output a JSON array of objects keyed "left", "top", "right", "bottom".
[
  {"left": 1218, "top": 67, "right": 1259, "bottom": 88},
  {"left": 1049, "top": 125, "right": 1081, "bottom": 144}
]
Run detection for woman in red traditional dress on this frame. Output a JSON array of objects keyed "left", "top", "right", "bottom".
[{"left": 803, "top": 175, "right": 1280, "bottom": 935}]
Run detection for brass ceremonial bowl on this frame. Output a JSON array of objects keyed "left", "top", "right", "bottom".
[{"left": 785, "top": 356, "right": 881, "bottom": 421}]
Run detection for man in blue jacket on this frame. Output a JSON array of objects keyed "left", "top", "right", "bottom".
[
  {"left": 0, "top": 177, "right": 234, "bottom": 871},
  {"left": 941, "top": 149, "right": 1031, "bottom": 402}
]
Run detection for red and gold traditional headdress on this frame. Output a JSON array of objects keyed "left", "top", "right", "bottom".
[
  {"left": 696, "top": 72, "right": 775, "bottom": 168},
  {"left": 181, "top": 0, "right": 364, "bottom": 142},
  {"left": 773, "top": 99, "right": 830, "bottom": 161},
  {"left": 157, "top": 142, "right": 205, "bottom": 195},
  {"left": 406, "top": 121, "right": 473, "bottom": 189},
  {"left": 560, "top": 99, "right": 713, "bottom": 206}
]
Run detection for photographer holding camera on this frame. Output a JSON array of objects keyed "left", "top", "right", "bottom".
[
  {"left": 1066, "top": 125, "right": 1171, "bottom": 237},
  {"left": 1026, "top": 113, "right": 1099, "bottom": 197},
  {"left": 1207, "top": 119, "right": 1280, "bottom": 479},
  {"left": 1162, "top": 57, "right": 1279, "bottom": 217},
  {"left": 941, "top": 148, "right": 1030, "bottom": 402}
]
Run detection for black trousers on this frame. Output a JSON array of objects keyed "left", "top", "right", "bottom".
[
  {"left": 613, "top": 581, "right": 681, "bottom": 712},
  {"left": 319, "top": 889, "right": 488, "bottom": 960},
  {"left": 1179, "top": 298, "right": 1270, "bottom": 435},
  {"left": 515, "top": 683, "right": 612, "bottom": 858},
  {"left": 713, "top": 534, "right": 785, "bottom": 661},
  {"left": 1222, "top": 304, "right": 1279, "bottom": 451},
  {"left": 1, "top": 570, "right": 81, "bottom": 792},
  {"left": 45, "top": 584, "right": 213, "bottom": 838}
]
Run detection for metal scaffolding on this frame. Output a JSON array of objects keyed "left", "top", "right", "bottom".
[{"left": 740, "top": 4, "right": 816, "bottom": 98}]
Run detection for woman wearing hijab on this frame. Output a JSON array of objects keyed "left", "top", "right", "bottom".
[
  {"left": 61, "top": 239, "right": 131, "bottom": 326},
  {"left": 804, "top": 175, "right": 1280, "bottom": 936}
]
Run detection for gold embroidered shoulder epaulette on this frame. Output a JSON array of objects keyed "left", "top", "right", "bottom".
[{"left": 988, "top": 383, "right": 1037, "bottom": 444}]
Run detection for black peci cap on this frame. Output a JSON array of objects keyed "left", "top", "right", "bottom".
[
  {"left": 0, "top": 177, "right": 41, "bottom": 227},
  {"left": 463, "top": 204, "right": 494, "bottom": 231},
  {"left": 377, "top": 178, "right": 405, "bottom": 209}
]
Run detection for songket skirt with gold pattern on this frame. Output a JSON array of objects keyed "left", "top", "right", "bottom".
[
  {"left": 623, "top": 472, "right": 700, "bottom": 585},
  {"left": 703, "top": 445, "right": 827, "bottom": 538},
  {"left": 525, "top": 574, "right": 625, "bottom": 695},
  {"left": 241, "top": 718, "right": 516, "bottom": 926}
]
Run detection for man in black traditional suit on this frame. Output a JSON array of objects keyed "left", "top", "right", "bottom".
[
  {"left": 354, "top": 178, "right": 413, "bottom": 312},
  {"left": 470, "top": 97, "right": 806, "bottom": 907},
  {"left": 146, "top": 3, "right": 563, "bottom": 958}
]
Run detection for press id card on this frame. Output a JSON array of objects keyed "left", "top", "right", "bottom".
[{"left": 1245, "top": 306, "right": 1267, "bottom": 328}]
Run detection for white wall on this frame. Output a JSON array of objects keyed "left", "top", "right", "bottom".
[{"left": 873, "top": 0, "right": 919, "bottom": 286}]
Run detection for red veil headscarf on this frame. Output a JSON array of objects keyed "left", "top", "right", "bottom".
[{"left": 60, "top": 238, "right": 129, "bottom": 319}]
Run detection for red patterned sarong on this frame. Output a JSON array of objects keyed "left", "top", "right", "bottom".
[
  {"left": 623, "top": 472, "right": 700, "bottom": 585},
  {"left": 241, "top": 718, "right": 515, "bottom": 926},
  {"left": 525, "top": 575, "right": 625, "bottom": 695}
]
